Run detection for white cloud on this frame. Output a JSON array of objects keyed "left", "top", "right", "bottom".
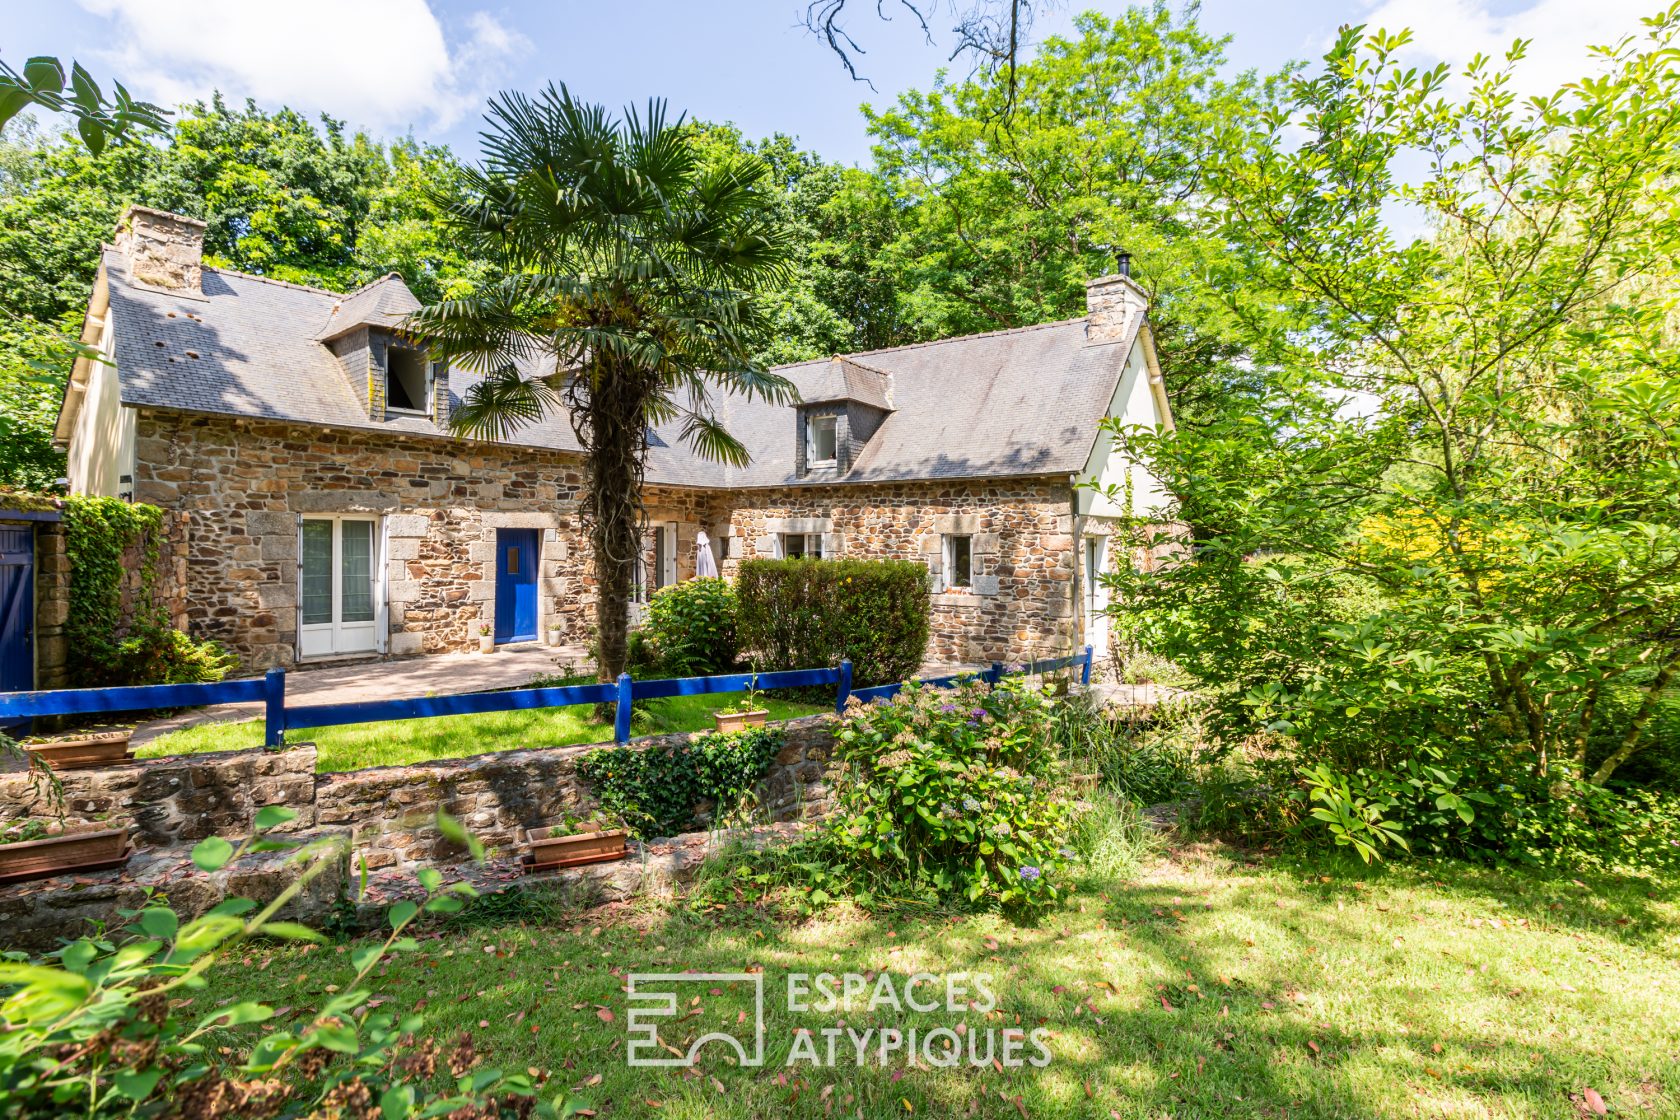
[
  {"left": 76, "top": 0, "right": 528, "bottom": 131},
  {"left": 1355, "top": 0, "right": 1657, "bottom": 96}
]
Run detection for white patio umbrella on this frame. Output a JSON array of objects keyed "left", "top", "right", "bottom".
[{"left": 694, "top": 530, "right": 719, "bottom": 578}]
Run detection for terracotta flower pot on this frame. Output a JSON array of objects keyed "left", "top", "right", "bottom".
[
  {"left": 520, "top": 827, "right": 627, "bottom": 873},
  {"left": 0, "top": 826, "right": 132, "bottom": 884},
  {"left": 24, "top": 731, "right": 135, "bottom": 771},
  {"left": 713, "top": 709, "right": 769, "bottom": 734}
]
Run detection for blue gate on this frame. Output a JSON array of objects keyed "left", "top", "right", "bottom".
[
  {"left": 493, "top": 528, "right": 539, "bottom": 644},
  {"left": 0, "top": 526, "right": 35, "bottom": 722}
]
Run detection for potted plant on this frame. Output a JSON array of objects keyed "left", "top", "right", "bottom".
[
  {"left": 0, "top": 818, "right": 132, "bottom": 883},
  {"left": 547, "top": 621, "right": 564, "bottom": 647},
  {"left": 23, "top": 727, "right": 135, "bottom": 770},
  {"left": 519, "top": 812, "right": 627, "bottom": 872},
  {"left": 713, "top": 675, "right": 769, "bottom": 733},
  {"left": 478, "top": 622, "right": 495, "bottom": 654}
]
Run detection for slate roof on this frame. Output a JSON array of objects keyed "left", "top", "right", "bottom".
[
  {"left": 86, "top": 247, "right": 1141, "bottom": 489},
  {"left": 317, "top": 274, "right": 421, "bottom": 340}
]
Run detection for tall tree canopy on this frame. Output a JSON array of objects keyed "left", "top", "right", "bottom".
[
  {"left": 863, "top": 3, "right": 1279, "bottom": 424},
  {"left": 1105, "top": 8, "right": 1680, "bottom": 859},
  {"left": 0, "top": 97, "right": 489, "bottom": 489}
]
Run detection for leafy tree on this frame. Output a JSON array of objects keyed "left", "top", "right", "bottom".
[
  {"left": 864, "top": 4, "right": 1280, "bottom": 425},
  {"left": 691, "top": 124, "right": 909, "bottom": 365},
  {"left": 1106, "top": 8, "right": 1680, "bottom": 849},
  {"left": 0, "top": 100, "right": 495, "bottom": 488},
  {"left": 407, "top": 86, "right": 793, "bottom": 681}
]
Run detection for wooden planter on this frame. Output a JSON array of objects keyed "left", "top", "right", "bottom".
[
  {"left": 712, "top": 709, "right": 769, "bottom": 734},
  {"left": 0, "top": 826, "right": 131, "bottom": 884},
  {"left": 24, "top": 731, "right": 135, "bottom": 771},
  {"left": 520, "top": 827, "right": 627, "bottom": 874}
]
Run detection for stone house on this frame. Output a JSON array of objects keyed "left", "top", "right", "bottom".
[{"left": 53, "top": 206, "right": 1176, "bottom": 673}]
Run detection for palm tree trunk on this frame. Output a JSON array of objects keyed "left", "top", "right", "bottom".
[{"left": 583, "top": 360, "right": 650, "bottom": 684}]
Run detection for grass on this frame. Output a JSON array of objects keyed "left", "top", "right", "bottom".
[
  {"left": 194, "top": 837, "right": 1680, "bottom": 1119},
  {"left": 135, "top": 694, "right": 829, "bottom": 773}
]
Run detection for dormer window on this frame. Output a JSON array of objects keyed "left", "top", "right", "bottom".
[
  {"left": 386, "top": 346, "right": 432, "bottom": 415},
  {"left": 806, "top": 414, "right": 837, "bottom": 468}
]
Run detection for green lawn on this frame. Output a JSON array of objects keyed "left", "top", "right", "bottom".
[
  {"left": 135, "top": 694, "right": 828, "bottom": 772},
  {"left": 195, "top": 841, "right": 1680, "bottom": 1119}
]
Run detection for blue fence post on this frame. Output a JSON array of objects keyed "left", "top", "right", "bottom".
[
  {"left": 836, "top": 659, "right": 853, "bottom": 714},
  {"left": 614, "top": 672, "right": 634, "bottom": 743},
  {"left": 263, "top": 668, "right": 286, "bottom": 748},
  {"left": 1081, "top": 645, "right": 1094, "bottom": 686},
  {"left": 986, "top": 660, "right": 1004, "bottom": 685}
]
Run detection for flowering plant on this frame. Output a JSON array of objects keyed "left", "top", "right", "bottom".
[{"left": 829, "top": 678, "right": 1073, "bottom": 912}]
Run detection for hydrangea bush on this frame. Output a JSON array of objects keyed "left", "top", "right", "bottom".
[{"left": 828, "top": 679, "right": 1074, "bottom": 913}]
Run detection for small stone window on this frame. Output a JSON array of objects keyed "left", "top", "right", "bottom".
[
  {"left": 806, "top": 414, "right": 837, "bottom": 467},
  {"left": 781, "top": 532, "right": 825, "bottom": 559},
  {"left": 944, "top": 534, "right": 973, "bottom": 588},
  {"left": 386, "top": 346, "right": 432, "bottom": 415}
]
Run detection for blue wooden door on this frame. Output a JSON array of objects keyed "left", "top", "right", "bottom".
[
  {"left": 0, "top": 526, "right": 35, "bottom": 708},
  {"left": 494, "top": 529, "right": 539, "bottom": 644}
]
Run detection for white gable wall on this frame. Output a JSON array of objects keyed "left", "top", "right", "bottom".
[
  {"left": 66, "top": 312, "right": 135, "bottom": 498},
  {"left": 1076, "top": 331, "right": 1172, "bottom": 521}
]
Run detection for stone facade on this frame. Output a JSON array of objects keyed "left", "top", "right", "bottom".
[
  {"left": 132, "top": 410, "right": 591, "bottom": 670},
  {"left": 711, "top": 478, "right": 1079, "bottom": 664},
  {"left": 124, "top": 410, "right": 1088, "bottom": 671}
]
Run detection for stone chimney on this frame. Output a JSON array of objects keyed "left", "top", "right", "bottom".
[
  {"left": 114, "top": 206, "right": 206, "bottom": 293},
  {"left": 1084, "top": 270, "right": 1149, "bottom": 344}
]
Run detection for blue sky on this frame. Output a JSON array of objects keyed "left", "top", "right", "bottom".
[{"left": 1, "top": 1, "right": 1656, "bottom": 165}]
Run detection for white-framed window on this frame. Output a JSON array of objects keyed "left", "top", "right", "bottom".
[
  {"left": 386, "top": 346, "right": 433, "bottom": 415},
  {"left": 299, "top": 515, "right": 382, "bottom": 658},
  {"left": 806, "top": 414, "right": 838, "bottom": 467},
  {"left": 943, "top": 533, "right": 973, "bottom": 588},
  {"left": 634, "top": 522, "right": 679, "bottom": 603},
  {"left": 780, "top": 532, "right": 825, "bottom": 559}
]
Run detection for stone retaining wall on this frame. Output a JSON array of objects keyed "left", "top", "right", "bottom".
[{"left": 0, "top": 717, "right": 837, "bottom": 873}]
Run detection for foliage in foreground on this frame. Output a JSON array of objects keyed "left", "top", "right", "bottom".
[
  {"left": 0, "top": 812, "right": 582, "bottom": 1119},
  {"left": 828, "top": 679, "right": 1073, "bottom": 913}
]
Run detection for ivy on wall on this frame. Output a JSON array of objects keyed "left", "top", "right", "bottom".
[
  {"left": 578, "top": 726, "right": 785, "bottom": 839},
  {"left": 61, "top": 495, "right": 234, "bottom": 686}
]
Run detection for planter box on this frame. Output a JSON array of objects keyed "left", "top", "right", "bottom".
[
  {"left": 0, "top": 827, "right": 131, "bottom": 884},
  {"left": 24, "top": 731, "right": 135, "bottom": 771},
  {"left": 713, "top": 709, "right": 769, "bottom": 734},
  {"left": 520, "top": 827, "right": 627, "bottom": 873}
]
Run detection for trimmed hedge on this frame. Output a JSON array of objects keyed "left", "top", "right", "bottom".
[{"left": 736, "top": 558, "right": 931, "bottom": 687}]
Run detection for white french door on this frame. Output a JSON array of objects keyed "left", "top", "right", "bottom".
[{"left": 299, "top": 516, "right": 380, "bottom": 658}]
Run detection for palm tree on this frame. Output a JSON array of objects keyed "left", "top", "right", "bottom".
[{"left": 406, "top": 85, "right": 793, "bottom": 681}]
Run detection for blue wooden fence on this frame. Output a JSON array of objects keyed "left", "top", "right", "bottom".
[{"left": 0, "top": 646, "right": 1091, "bottom": 749}]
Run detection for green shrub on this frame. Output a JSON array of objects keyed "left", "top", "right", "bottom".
[
  {"left": 1050, "top": 692, "right": 1201, "bottom": 805},
  {"left": 578, "top": 726, "right": 783, "bottom": 838},
  {"left": 736, "top": 558, "right": 930, "bottom": 687},
  {"left": 62, "top": 495, "right": 234, "bottom": 686},
  {"left": 828, "top": 679, "right": 1073, "bottom": 913},
  {"left": 643, "top": 577, "right": 738, "bottom": 676},
  {"left": 0, "top": 811, "right": 579, "bottom": 1119}
]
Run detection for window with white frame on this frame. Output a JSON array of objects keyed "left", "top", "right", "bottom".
[
  {"left": 806, "top": 414, "right": 838, "bottom": 467},
  {"left": 781, "top": 532, "right": 825, "bottom": 559},
  {"left": 943, "top": 533, "right": 973, "bottom": 588}
]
